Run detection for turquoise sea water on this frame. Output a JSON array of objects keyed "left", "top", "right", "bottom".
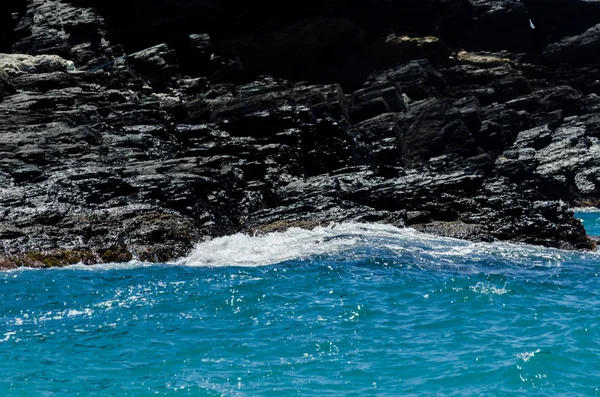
[
  {"left": 2, "top": 216, "right": 600, "bottom": 396},
  {"left": 577, "top": 210, "right": 600, "bottom": 236}
]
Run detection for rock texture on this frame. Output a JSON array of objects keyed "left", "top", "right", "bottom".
[{"left": 0, "top": 0, "right": 599, "bottom": 267}]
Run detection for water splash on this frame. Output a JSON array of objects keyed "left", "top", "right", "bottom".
[
  {"left": 517, "top": 349, "right": 541, "bottom": 363},
  {"left": 469, "top": 282, "right": 509, "bottom": 295},
  {"left": 570, "top": 207, "right": 600, "bottom": 213},
  {"left": 177, "top": 222, "right": 591, "bottom": 269},
  {"left": 5, "top": 222, "right": 598, "bottom": 272}
]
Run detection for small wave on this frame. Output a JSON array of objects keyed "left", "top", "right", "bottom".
[
  {"left": 0, "top": 331, "right": 16, "bottom": 343},
  {"left": 178, "top": 221, "right": 491, "bottom": 267},
  {"left": 6, "top": 222, "right": 598, "bottom": 271},
  {"left": 177, "top": 223, "right": 384, "bottom": 267},
  {"left": 176, "top": 222, "right": 590, "bottom": 268},
  {"left": 66, "top": 308, "right": 94, "bottom": 317},
  {"left": 517, "top": 349, "right": 541, "bottom": 362},
  {"left": 469, "top": 282, "right": 509, "bottom": 295},
  {"left": 1, "top": 260, "right": 156, "bottom": 272},
  {"left": 64, "top": 260, "right": 155, "bottom": 271}
]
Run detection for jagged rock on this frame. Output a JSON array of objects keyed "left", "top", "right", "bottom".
[
  {"left": 368, "top": 60, "right": 446, "bottom": 100},
  {"left": 498, "top": 114, "right": 600, "bottom": 203},
  {"left": 349, "top": 114, "right": 404, "bottom": 167},
  {"left": 0, "top": 0, "right": 599, "bottom": 267},
  {"left": 0, "top": 70, "right": 16, "bottom": 98},
  {"left": 543, "top": 24, "right": 600, "bottom": 64},
  {"left": 12, "top": 0, "right": 108, "bottom": 68},
  {"left": 397, "top": 98, "right": 480, "bottom": 166},
  {"left": 505, "top": 85, "right": 583, "bottom": 117},
  {"left": 349, "top": 81, "right": 406, "bottom": 124}
]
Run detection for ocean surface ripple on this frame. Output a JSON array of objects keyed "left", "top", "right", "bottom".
[{"left": 1, "top": 217, "right": 600, "bottom": 396}]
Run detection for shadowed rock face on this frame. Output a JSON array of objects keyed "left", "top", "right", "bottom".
[
  {"left": 51, "top": 0, "right": 540, "bottom": 87},
  {"left": 0, "top": 0, "right": 600, "bottom": 267},
  {"left": 543, "top": 23, "right": 600, "bottom": 64},
  {"left": 0, "top": 0, "right": 24, "bottom": 52},
  {"left": 523, "top": 0, "right": 600, "bottom": 43}
]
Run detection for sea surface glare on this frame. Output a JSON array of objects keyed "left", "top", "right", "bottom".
[{"left": 2, "top": 214, "right": 600, "bottom": 396}]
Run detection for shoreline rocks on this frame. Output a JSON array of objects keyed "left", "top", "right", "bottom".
[{"left": 1, "top": 0, "right": 599, "bottom": 268}]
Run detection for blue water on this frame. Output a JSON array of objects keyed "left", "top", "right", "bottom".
[
  {"left": 1, "top": 218, "right": 600, "bottom": 396},
  {"left": 577, "top": 210, "right": 600, "bottom": 236}
]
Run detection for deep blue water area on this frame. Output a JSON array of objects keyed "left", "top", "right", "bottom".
[
  {"left": 577, "top": 210, "right": 600, "bottom": 236},
  {"left": 1, "top": 218, "right": 600, "bottom": 396}
]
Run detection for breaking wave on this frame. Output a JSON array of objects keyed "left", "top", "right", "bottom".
[{"left": 177, "top": 222, "right": 595, "bottom": 269}]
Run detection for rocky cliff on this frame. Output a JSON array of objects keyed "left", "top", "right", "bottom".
[{"left": 1, "top": 0, "right": 600, "bottom": 268}]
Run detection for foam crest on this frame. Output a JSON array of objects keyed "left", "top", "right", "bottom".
[
  {"left": 517, "top": 349, "right": 541, "bottom": 363},
  {"left": 65, "top": 260, "right": 156, "bottom": 271},
  {"left": 176, "top": 222, "right": 590, "bottom": 268},
  {"left": 469, "top": 282, "right": 509, "bottom": 295},
  {"left": 6, "top": 222, "right": 597, "bottom": 271},
  {"left": 177, "top": 223, "right": 398, "bottom": 267},
  {"left": 571, "top": 207, "right": 600, "bottom": 213}
]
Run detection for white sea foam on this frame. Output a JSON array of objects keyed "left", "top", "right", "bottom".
[
  {"left": 6, "top": 222, "right": 598, "bottom": 271},
  {"left": 177, "top": 222, "right": 501, "bottom": 267},
  {"left": 176, "top": 222, "right": 590, "bottom": 268},
  {"left": 64, "top": 260, "right": 156, "bottom": 271},
  {"left": 469, "top": 282, "right": 509, "bottom": 295},
  {"left": 177, "top": 223, "right": 378, "bottom": 267},
  {"left": 571, "top": 207, "right": 600, "bottom": 213},
  {"left": 0, "top": 259, "right": 156, "bottom": 272},
  {"left": 517, "top": 349, "right": 541, "bottom": 362},
  {"left": 66, "top": 308, "right": 94, "bottom": 318},
  {"left": 0, "top": 331, "right": 16, "bottom": 343}
]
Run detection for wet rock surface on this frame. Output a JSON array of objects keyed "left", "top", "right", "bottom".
[{"left": 0, "top": 0, "right": 599, "bottom": 267}]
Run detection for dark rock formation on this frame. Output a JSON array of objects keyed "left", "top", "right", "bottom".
[
  {"left": 543, "top": 23, "right": 600, "bottom": 64},
  {"left": 523, "top": 0, "right": 600, "bottom": 43},
  {"left": 1, "top": 0, "right": 599, "bottom": 268}
]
